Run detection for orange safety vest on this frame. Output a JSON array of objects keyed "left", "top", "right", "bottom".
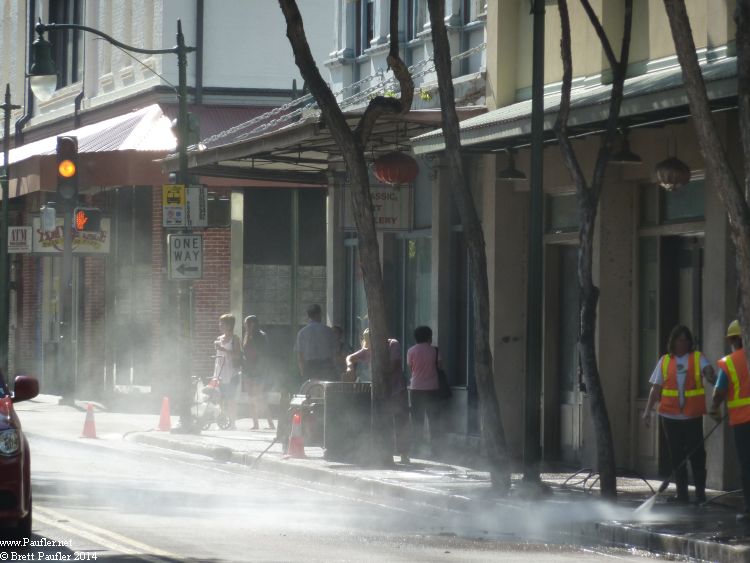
[
  {"left": 658, "top": 351, "right": 706, "bottom": 417},
  {"left": 717, "top": 349, "right": 750, "bottom": 426}
]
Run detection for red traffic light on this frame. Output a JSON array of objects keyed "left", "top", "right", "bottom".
[{"left": 73, "top": 208, "right": 102, "bottom": 232}]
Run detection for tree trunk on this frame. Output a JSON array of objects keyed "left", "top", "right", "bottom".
[
  {"left": 553, "top": 0, "right": 632, "bottom": 499},
  {"left": 278, "top": 0, "right": 413, "bottom": 465},
  {"left": 662, "top": 0, "right": 750, "bottom": 380},
  {"left": 426, "top": 0, "right": 510, "bottom": 490}
]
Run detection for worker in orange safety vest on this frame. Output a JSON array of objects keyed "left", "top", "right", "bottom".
[
  {"left": 643, "top": 324, "right": 716, "bottom": 505},
  {"left": 710, "top": 320, "right": 750, "bottom": 522}
]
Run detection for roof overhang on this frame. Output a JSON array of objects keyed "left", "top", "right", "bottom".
[
  {"left": 411, "top": 55, "right": 738, "bottom": 154},
  {"left": 164, "top": 107, "right": 487, "bottom": 185}
]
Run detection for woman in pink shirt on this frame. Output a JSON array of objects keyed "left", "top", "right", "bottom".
[{"left": 407, "top": 326, "right": 445, "bottom": 456}]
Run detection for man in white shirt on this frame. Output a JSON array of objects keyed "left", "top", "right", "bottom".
[{"left": 295, "top": 304, "right": 337, "bottom": 381}]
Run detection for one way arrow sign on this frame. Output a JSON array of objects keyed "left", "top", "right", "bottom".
[{"left": 168, "top": 234, "right": 203, "bottom": 280}]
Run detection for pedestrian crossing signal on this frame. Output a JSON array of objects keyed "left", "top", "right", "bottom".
[{"left": 73, "top": 208, "right": 102, "bottom": 232}]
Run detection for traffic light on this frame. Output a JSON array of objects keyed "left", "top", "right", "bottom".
[
  {"left": 73, "top": 207, "right": 102, "bottom": 232},
  {"left": 56, "top": 136, "right": 78, "bottom": 201}
]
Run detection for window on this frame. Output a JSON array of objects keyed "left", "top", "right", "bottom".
[
  {"left": 207, "top": 193, "right": 231, "bottom": 228},
  {"left": 49, "top": 0, "right": 83, "bottom": 89},
  {"left": 407, "top": 0, "right": 428, "bottom": 41},
  {"left": 355, "top": 0, "right": 374, "bottom": 56},
  {"left": 462, "top": 0, "right": 484, "bottom": 24},
  {"left": 546, "top": 193, "right": 579, "bottom": 234},
  {"left": 639, "top": 179, "right": 705, "bottom": 227}
]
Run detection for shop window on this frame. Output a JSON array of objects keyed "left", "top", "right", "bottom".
[
  {"left": 298, "top": 190, "right": 326, "bottom": 266},
  {"left": 546, "top": 193, "right": 579, "bottom": 234},
  {"left": 639, "top": 179, "right": 705, "bottom": 226},
  {"left": 207, "top": 193, "right": 230, "bottom": 228},
  {"left": 661, "top": 179, "right": 705, "bottom": 223},
  {"left": 49, "top": 0, "right": 83, "bottom": 89}
]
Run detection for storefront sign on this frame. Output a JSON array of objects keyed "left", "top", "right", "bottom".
[
  {"left": 8, "top": 227, "right": 32, "bottom": 254},
  {"left": 343, "top": 184, "right": 412, "bottom": 231},
  {"left": 31, "top": 217, "right": 111, "bottom": 254}
]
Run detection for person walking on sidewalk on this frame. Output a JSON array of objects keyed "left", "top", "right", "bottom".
[
  {"left": 642, "top": 324, "right": 716, "bottom": 504},
  {"left": 243, "top": 315, "right": 275, "bottom": 431},
  {"left": 295, "top": 304, "right": 337, "bottom": 381},
  {"left": 407, "top": 326, "right": 445, "bottom": 458},
  {"left": 710, "top": 320, "right": 750, "bottom": 521},
  {"left": 347, "top": 329, "right": 412, "bottom": 463},
  {"left": 214, "top": 313, "right": 242, "bottom": 430}
]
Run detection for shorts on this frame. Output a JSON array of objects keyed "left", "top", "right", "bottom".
[{"left": 220, "top": 375, "right": 239, "bottom": 400}]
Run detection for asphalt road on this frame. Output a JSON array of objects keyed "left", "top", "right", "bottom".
[{"left": 6, "top": 402, "right": 663, "bottom": 562}]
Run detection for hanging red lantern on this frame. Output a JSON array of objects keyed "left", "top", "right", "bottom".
[
  {"left": 655, "top": 156, "right": 691, "bottom": 191},
  {"left": 372, "top": 151, "right": 419, "bottom": 185}
]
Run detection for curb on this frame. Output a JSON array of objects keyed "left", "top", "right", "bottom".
[{"left": 129, "top": 432, "right": 748, "bottom": 561}]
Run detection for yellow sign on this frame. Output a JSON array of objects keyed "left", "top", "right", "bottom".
[{"left": 162, "top": 184, "right": 185, "bottom": 207}]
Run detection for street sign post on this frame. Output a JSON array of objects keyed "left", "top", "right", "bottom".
[{"left": 167, "top": 233, "right": 203, "bottom": 280}]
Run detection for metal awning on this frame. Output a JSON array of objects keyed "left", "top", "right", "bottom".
[
  {"left": 2, "top": 104, "right": 176, "bottom": 198},
  {"left": 165, "top": 107, "right": 487, "bottom": 185},
  {"left": 410, "top": 55, "right": 738, "bottom": 155}
]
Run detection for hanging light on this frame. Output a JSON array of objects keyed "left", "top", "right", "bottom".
[
  {"left": 372, "top": 151, "right": 419, "bottom": 185},
  {"left": 610, "top": 130, "right": 642, "bottom": 165},
  {"left": 655, "top": 156, "right": 690, "bottom": 191},
  {"left": 496, "top": 149, "right": 526, "bottom": 181},
  {"left": 28, "top": 28, "right": 58, "bottom": 102}
]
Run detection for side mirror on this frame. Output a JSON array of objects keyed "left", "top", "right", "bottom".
[{"left": 12, "top": 376, "right": 39, "bottom": 403}]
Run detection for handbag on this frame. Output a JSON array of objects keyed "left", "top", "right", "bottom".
[{"left": 434, "top": 346, "right": 452, "bottom": 399}]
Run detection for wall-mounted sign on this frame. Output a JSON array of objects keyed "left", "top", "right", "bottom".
[
  {"left": 8, "top": 227, "right": 32, "bottom": 254},
  {"left": 162, "top": 184, "right": 185, "bottom": 227},
  {"left": 342, "top": 184, "right": 412, "bottom": 232},
  {"left": 31, "top": 217, "right": 111, "bottom": 254},
  {"left": 167, "top": 233, "right": 203, "bottom": 280},
  {"left": 163, "top": 184, "right": 208, "bottom": 228}
]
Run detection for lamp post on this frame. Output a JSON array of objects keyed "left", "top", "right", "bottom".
[
  {"left": 1, "top": 85, "right": 21, "bottom": 381},
  {"left": 29, "top": 20, "right": 196, "bottom": 426},
  {"left": 523, "top": 0, "right": 545, "bottom": 485}
]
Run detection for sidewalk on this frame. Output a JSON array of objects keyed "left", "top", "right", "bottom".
[
  {"left": 18, "top": 395, "right": 750, "bottom": 562},
  {"left": 124, "top": 416, "right": 750, "bottom": 563}
]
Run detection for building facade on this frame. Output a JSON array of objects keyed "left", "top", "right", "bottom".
[{"left": 1, "top": 0, "right": 333, "bottom": 403}]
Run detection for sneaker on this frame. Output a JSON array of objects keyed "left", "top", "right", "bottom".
[{"left": 694, "top": 492, "right": 707, "bottom": 506}]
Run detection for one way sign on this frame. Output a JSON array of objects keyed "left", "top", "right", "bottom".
[{"left": 168, "top": 234, "right": 203, "bottom": 281}]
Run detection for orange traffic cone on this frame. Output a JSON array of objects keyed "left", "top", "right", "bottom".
[
  {"left": 81, "top": 403, "right": 97, "bottom": 439},
  {"left": 286, "top": 412, "right": 305, "bottom": 458},
  {"left": 158, "top": 397, "right": 172, "bottom": 432}
]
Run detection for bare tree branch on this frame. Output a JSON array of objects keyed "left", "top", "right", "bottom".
[
  {"left": 355, "top": 0, "right": 415, "bottom": 146},
  {"left": 579, "top": 0, "right": 618, "bottom": 68},
  {"left": 553, "top": 0, "right": 588, "bottom": 190},
  {"left": 590, "top": 0, "right": 632, "bottom": 200}
]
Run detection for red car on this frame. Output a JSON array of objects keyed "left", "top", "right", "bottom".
[{"left": 0, "top": 375, "right": 38, "bottom": 538}]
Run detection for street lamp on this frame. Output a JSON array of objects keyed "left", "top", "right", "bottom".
[
  {"left": 29, "top": 19, "right": 197, "bottom": 426},
  {"left": 1, "top": 85, "right": 21, "bottom": 382}
]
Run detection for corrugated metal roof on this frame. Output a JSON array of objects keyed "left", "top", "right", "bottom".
[
  {"left": 2, "top": 104, "right": 176, "bottom": 167},
  {"left": 411, "top": 55, "right": 737, "bottom": 154}
]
